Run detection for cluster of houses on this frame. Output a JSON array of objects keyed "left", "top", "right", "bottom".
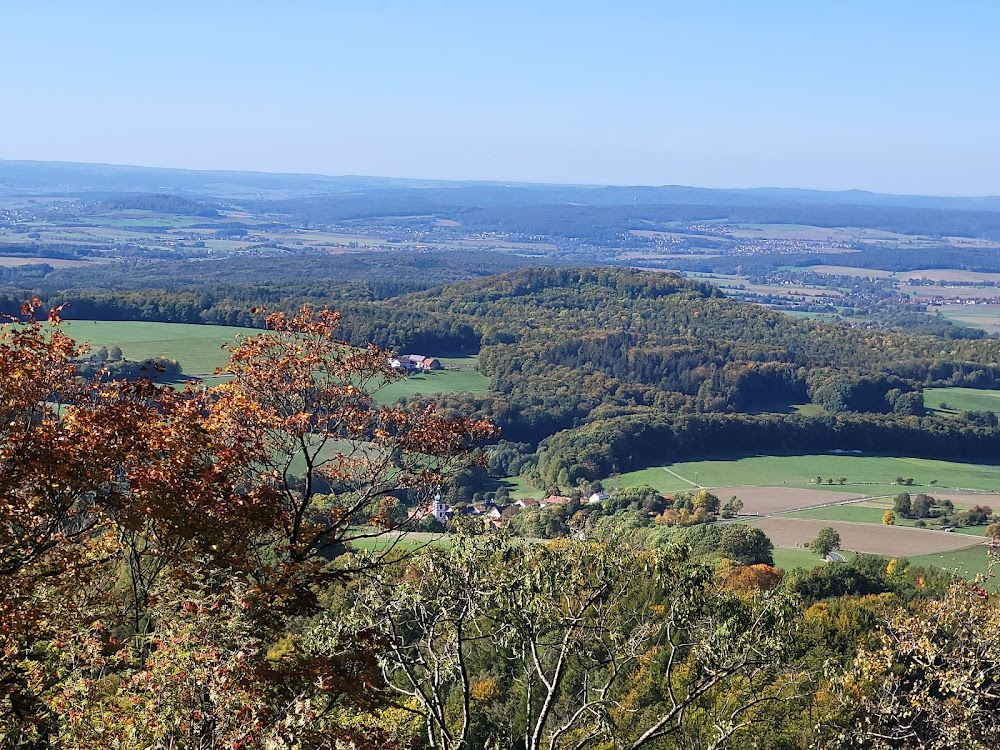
[
  {"left": 409, "top": 491, "right": 611, "bottom": 528},
  {"left": 389, "top": 354, "right": 443, "bottom": 371}
]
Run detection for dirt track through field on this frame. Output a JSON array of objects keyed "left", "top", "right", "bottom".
[
  {"left": 663, "top": 466, "right": 700, "bottom": 488},
  {"left": 749, "top": 517, "right": 981, "bottom": 557}
]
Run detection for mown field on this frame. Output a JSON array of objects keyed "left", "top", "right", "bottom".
[
  {"left": 780, "top": 502, "right": 991, "bottom": 536},
  {"left": 0, "top": 255, "right": 99, "bottom": 268},
  {"left": 603, "top": 454, "right": 1000, "bottom": 497},
  {"left": 61, "top": 320, "right": 258, "bottom": 375},
  {"left": 925, "top": 386, "right": 1000, "bottom": 415},
  {"left": 770, "top": 547, "right": 827, "bottom": 571}
]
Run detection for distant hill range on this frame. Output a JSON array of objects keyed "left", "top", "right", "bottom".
[{"left": 4, "top": 158, "right": 1000, "bottom": 213}]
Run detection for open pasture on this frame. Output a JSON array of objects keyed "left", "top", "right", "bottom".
[
  {"left": 770, "top": 547, "right": 827, "bottom": 571},
  {"left": 782, "top": 504, "right": 901, "bottom": 525},
  {"left": 780, "top": 503, "right": 990, "bottom": 537},
  {"left": 749, "top": 517, "right": 981, "bottom": 557},
  {"left": 605, "top": 454, "right": 1000, "bottom": 498},
  {"left": 499, "top": 474, "right": 545, "bottom": 500},
  {"left": 61, "top": 320, "right": 257, "bottom": 375},
  {"left": 374, "top": 357, "right": 489, "bottom": 404},
  {"left": 738, "top": 284, "right": 843, "bottom": 298},
  {"left": 348, "top": 531, "right": 449, "bottom": 553},
  {"left": 925, "top": 387, "right": 1000, "bottom": 415},
  {"left": 936, "top": 304, "right": 1000, "bottom": 333},
  {"left": 909, "top": 545, "right": 998, "bottom": 583}
]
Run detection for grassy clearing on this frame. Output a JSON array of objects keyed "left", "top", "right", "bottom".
[
  {"left": 909, "top": 545, "right": 998, "bottom": 584},
  {"left": 925, "top": 387, "right": 1000, "bottom": 415},
  {"left": 604, "top": 454, "right": 1000, "bottom": 497},
  {"left": 771, "top": 548, "right": 826, "bottom": 571},
  {"left": 348, "top": 532, "right": 449, "bottom": 553},
  {"left": 495, "top": 474, "right": 545, "bottom": 500},
  {"left": 375, "top": 357, "right": 489, "bottom": 404}
]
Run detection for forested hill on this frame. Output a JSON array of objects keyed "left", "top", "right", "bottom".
[
  {"left": 11, "top": 265, "right": 1000, "bottom": 477},
  {"left": 335, "top": 267, "right": 1000, "bottom": 483},
  {"left": 344, "top": 266, "right": 1000, "bottom": 390}
]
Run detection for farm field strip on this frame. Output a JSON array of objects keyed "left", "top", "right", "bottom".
[
  {"left": 0, "top": 254, "right": 101, "bottom": 267},
  {"left": 777, "top": 504, "right": 989, "bottom": 536},
  {"left": 348, "top": 531, "right": 449, "bottom": 553},
  {"left": 807, "top": 265, "right": 894, "bottom": 278},
  {"left": 899, "top": 269, "right": 1000, "bottom": 283},
  {"left": 936, "top": 304, "right": 1000, "bottom": 332},
  {"left": 749, "top": 517, "right": 981, "bottom": 557},
  {"left": 722, "top": 486, "right": 870, "bottom": 515},
  {"left": 907, "top": 286, "right": 1000, "bottom": 300}
]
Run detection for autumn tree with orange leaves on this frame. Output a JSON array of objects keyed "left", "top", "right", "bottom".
[{"left": 0, "top": 302, "right": 494, "bottom": 750}]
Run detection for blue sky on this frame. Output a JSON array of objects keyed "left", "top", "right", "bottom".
[{"left": 1, "top": 1, "right": 998, "bottom": 194}]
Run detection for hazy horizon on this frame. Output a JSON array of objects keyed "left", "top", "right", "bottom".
[
  {"left": 9, "top": 156, "right": 1000, "bottom": 200},
  {"left": 3, "top": 1, "right": 999, "bottom": 195}
]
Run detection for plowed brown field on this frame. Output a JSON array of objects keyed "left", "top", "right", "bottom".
[{"left": 749, "top": 517, "right": 981, "bottom": 557}]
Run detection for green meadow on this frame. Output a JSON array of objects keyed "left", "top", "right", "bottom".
[
  {"left": 779, "top": 503, "right": 990, "bottom": 536},
  {"left": 604, "top": 454, "right": 1000, "bottom": 496},
  {"left": 61, "top": 320, "right": 257, "bottom": 375},
  {"left": 909, "top": 545, "right": 998, "bottom": 584},
  {"left": 59, "top": 320, "right": 489, "bottom": 398},
  {"left": 925, "top": 386, "right": 1000, "bottom": 415},
  {"left": 348, "top": 532, "right": 449, "bottom": 553},
  {"left": 770, "top": 547, "right": 827, "bottom": 571},
  {"left": 374, "top": 356, "right": 490, "bottom": 405}
]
